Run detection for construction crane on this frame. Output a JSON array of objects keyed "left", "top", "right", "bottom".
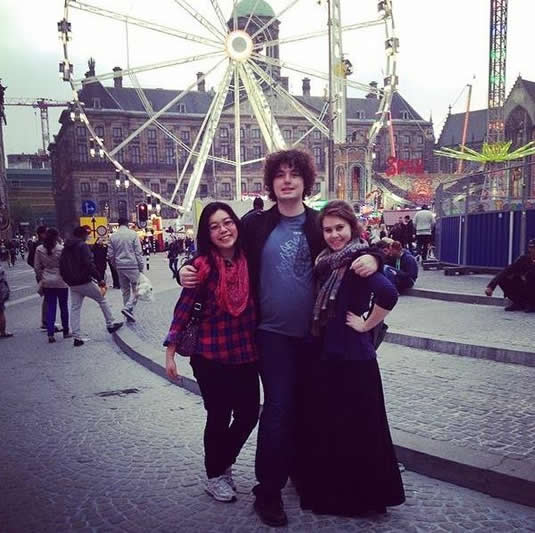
[
  {"left": 487, "top": 0, "right": 508, "bottom": 143},
  {"left": 4, "top": 98, "right": 72, "bottom": 152}
]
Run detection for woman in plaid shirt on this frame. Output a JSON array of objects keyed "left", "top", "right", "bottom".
[{"left": 165, "top": 202, "right": 259, "bottom": 503}]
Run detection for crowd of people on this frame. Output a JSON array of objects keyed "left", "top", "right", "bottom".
[{"left": 0, "top": 216, "right": 151, "bottom": 345}]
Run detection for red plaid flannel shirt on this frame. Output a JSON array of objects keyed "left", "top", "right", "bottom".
[{"left": 164, "top": 269, "right": 257, "bottom": 364}]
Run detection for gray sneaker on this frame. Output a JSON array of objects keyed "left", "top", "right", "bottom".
[
  {"left": 223, "top": 466, "right": 236, "bottom": 492},
  {"left": 121, "top": 308, "right": 136, "bottom": 322},
  {"left": 205, "top": 476, "right": 236, "bottom": 502}
]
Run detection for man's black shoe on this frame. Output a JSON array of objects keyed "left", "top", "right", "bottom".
[
  {"left": 107, "top": 322, "right": 124, "bottom": 334},
  {"left": 73, "top": 339, "right": 84, "bottom": 347},
  {"left": 253, "top": 495, "right": 288, "bottom": 527},
  {"left": 505, "top": 302, "right": 524, "bottom": 311}
]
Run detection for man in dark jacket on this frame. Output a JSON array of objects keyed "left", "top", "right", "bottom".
[
  {"left": 485, "top": 238, "right": 535, "bottom": 312},
  {"left": 384, "top": 240, "right": 418, "bottom": 294},
  {"left": 60, "top": 226, "right": 123, "bottom": 346},
  {"left": 402, "top": 215, "right": 415, "bottom": 250},
  {"left": 241, "top": 196, "right": 264, "bottom": 224},
  {"left": 180, "top": 149, "right": 381, "bottom": 526}
]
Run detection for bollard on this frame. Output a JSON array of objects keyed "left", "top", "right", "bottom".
[{"left": 146, "top": 253, "right": 150, "bottom": 271}]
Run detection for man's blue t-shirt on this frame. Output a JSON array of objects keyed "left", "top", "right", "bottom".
[{"left": 258, "top": 212, "right": 315, "bottom": 337}]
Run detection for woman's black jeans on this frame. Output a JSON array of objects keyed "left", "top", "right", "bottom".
[{"left": 190, "top": 356, "right": 260, "bottom": 479}]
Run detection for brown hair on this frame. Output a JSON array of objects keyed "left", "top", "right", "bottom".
[
  {"left": 263, "top": 149, "right": 316, "bottom": 202},
  {"left": 319, "top": 200, "right": 362, "bottom": 239},
  {"left": 391, "top": 240, "right": 402, "bottom": 252}
]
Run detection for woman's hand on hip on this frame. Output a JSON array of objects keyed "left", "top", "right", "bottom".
[{"left": 345, "top": 311, "right": 368, "bottom": 332}]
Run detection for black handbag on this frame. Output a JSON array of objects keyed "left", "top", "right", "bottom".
[
  {"left": 367, "top": 295, "right": 389, "bottom": 350},
  {"left": 371, "top": 321, "right": 388, "bottom": 349},
  {"left": 174, "top": 286, "right": 206, "bottom": 357}
]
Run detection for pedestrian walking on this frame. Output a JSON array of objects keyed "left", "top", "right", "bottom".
[
  {"left": 180, "top": 149, "right": 381, "bottom": 527},
  {"left": 108, "top": 218, "right": 144, "bottom": 323},
  {"left": 167, "top": 239, "right": 180, "bottom": 279},
  {"left": 0, "top": 265, "right": 13, "bottom": 338},
  {"left": 7, "top": 240, "right": 16, "bottom": 267},
  {"left": 165, "top": 202, "right": 259, "bottom": 503},
  {"left": 33, "top": 228, "right": 71, "bottom": 343},
  {"left": 28, "top": 225, "right": 55, "bottom": 332},
  {"left": 485, "top": 237, "right": 535, "bottom": 312},
  {"left": 402, "top": 215, "right": 415, "bottom": 251},
  {"left": 60, "top": 226, "right": 123, "bottom": 347},
  {"left": 92, "top": 238, "right": 108, "bottom": 282},
  {"left": 297, "top": 200, "right": 405, "bottom": 517},
  {"left": 413, "top": 205, "right": 434, "bottom": 261}
]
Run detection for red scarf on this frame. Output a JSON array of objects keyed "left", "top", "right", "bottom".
[{"left": 194, "top": 251, "right": 250, "bottom": 317}]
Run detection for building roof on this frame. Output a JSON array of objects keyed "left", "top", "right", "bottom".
[
  {"left": 437, "top": 108, "right": 487, "bottom": 148},
  {"left": 77, "top": 79, "right": 429, "bottom": 125},
  {"left": 233, "top": 0, "right": 275, "bottom": 18}
]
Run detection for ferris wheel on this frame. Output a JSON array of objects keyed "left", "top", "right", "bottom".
[{"left": 58, "top": 0, "right": 398, "bottom": 213}]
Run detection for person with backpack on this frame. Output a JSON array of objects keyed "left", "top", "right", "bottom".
[
  {"left": 0, "top": 265, "right": 13, "bottom": 338},
  {"left": 60, "top": 226, "right": 123, "bottom": 347}
]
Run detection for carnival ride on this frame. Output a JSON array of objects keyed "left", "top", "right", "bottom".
[{"left": 58, "top": 0, "right": 398, "bottom": 213}]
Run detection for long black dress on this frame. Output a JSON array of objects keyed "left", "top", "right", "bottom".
[{"left": 298, "top": 271, "right": 405, "bottom": 516}]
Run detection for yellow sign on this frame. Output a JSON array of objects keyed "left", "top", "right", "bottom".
[{"left": 80, "top": 216, "right": 109, "bottom": 245}]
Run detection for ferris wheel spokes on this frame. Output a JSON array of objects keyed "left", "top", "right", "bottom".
[
  {"left": 250, "top": 0, "right": 301, "bottom": 41},
  {"left": 169, "top": 81, "right": 230, "bottom": 204},
  {"left": 243, "top": 0, "right": 264, "bottom": 35},
  {"left": 246, "top": 60, "right": 329, "bottom": 137},
  {"left": 172, "top": 0, "right": 227, "bottom": 40},
  {"left": 108, "top": 59, "right": 226, "bottom": 158},
  {"left": 68, "top": 1, "right": 222, "bottom": 48},
  {"left": 251, "top": 52, "right": 379, "bottom": 95},
  {"left": 233, "top": 63, "right": 242, "bottom": 199},
  {"left": 239, "top": 62, "right": 286, "bottom": 153},
  {"left": 255, "top": 17, "right": 385, "bottom": 51},
  {"left": 209, "top": 0, "right": 228, "bottom": 32},
  {"left": 182, "top": 64, "right": 234, "bottom": 212},
  {"left": 73, "top": 51, "right": 225, "bottom": 88}
]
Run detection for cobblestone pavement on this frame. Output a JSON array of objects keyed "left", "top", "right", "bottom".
[
  {"left": 3, "top": 260, "right": 42, "bottom": 302},
  {"left": 2, "top": 295, "right": 535, "bottom": 532},
  {"left": 387, "top": 296, "right": 535, "bottom": 352},
  {"left": 416, "top": 270, "right": 494, "bottom": 295},
  {"left": 129, "top": 284, "right": 535, "bottom": 468}
]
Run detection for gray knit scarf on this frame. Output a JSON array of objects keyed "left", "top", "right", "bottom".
[{"left": 311, "top": 238, "right": 369, "bottom": 336}]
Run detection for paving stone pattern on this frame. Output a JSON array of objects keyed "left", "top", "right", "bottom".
[
  {"left": 387, "top": 297, "right": 535, "bottom": 352},
  {"left": 416, "top": 271, "right": 494, "bottom": 295},
  {"left": 2, "top": 295, "right": 535, "bottom": 532}
]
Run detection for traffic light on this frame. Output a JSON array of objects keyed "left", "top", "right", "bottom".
[{"left": 137, "top": 203, "right": 148, "bottom": 226}]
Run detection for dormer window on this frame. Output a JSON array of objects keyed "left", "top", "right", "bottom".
[
  {"left": 92, "top": 97, "right": 101, "bottom": 109},
  {"left": 400, "top": 111, "right": 410, "bottom": 120},
  {"left": 355, "top": 110, "right": 365, "bottom": 119},
  {"left": 177, "top": 103, "right": 186, "bottom": 113}
]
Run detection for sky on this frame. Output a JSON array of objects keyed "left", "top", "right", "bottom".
[{"left": 1, "top": 0, "right": 535, "bottom": 156}]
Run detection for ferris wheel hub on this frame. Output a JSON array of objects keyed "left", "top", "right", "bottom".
[{"left": 225, "top": 30, "right": 254, "bottom": 62}]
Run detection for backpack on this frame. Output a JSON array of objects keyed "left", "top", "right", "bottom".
[
  {"left": 59, "top": 243, "right": 83, "bottom": 286},
  {"left": 0, "top": 277, "right": 9, "bottom": 303}
]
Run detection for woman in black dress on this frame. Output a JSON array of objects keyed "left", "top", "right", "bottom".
[{"left": 299, "top": 200, "right": 405, "bottom": 517}]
